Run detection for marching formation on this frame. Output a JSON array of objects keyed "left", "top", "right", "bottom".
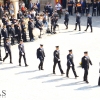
[{"left": 0, "top": 1, "right": 100, "bottom": 86}]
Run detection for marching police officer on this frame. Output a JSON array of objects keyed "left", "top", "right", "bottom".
[
  {"left": 10, "top": 24, "right": 15, "bottom": 45},
  {"left": 3, "top": 38, "right": 12, "bottom": 63},
  {"left": 18, "top": 39, "right": 28, "bottom": 67},
  {"left": 74, "top": 12, "right": 81, "bottom": 31},
  {"left": 1, "top": 25, "right": 8, "bottom": 45},
  {"left": 37, "top": 44, "right": 45, "bottom": 70},
  {"left": 84, "top": 14, "right": 93, "bottom": 32},
  {"left": 66, "top": 50, "right": 78, "bottom": 78},
  {"left": 64, "top": 10, "right": 69, "bottom": 29},
  {"left": 81, "top": 51, "right": 92, "bottom": 83},
  {"left": 53, "top": 46, "right": 65, "bottom": 75}
]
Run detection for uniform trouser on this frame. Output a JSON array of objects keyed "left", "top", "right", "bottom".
[
  {"left": 66, "top": 65, "right": 77, "bottom": 77},
  {"left": 97, "top": 8, "right": 100, "bottom": 16},
  {"left": 29, "top": 30, "right": 34, "bottom": 41},
  {"left": 53, "top": 61, "right": 64, "bottom": 74},
  {"left": 75, "top": 22, "right": 81, "bottom": 30},
  {"left": 64, "top": 20, "right": 69, "bottom": 28},
  {"left": 57, "top": 10, "right": 61, "bottom": 18},
  {"left": 3, "top": 38, "right": 6, "bottom": 46},
  {"left": 84, "top": 68, "right": 89, "bottom": 81},
  {"left": 11, "top": 37, "right": 15, "bottom": 45},
  {"left": 38, "top": 58, "right": 44, "bottom": 69},
  {"left": 92, "top": 9, "right": 96, "bottom": 16},
  {"left": 19, "top": 54, "right": 27, "bottom": 65},
  {"left": 3, "top": 52, "right": 12, "bottom": 63},
  {"left": 77, "top": 7, "right": 81, "bottom": 14},
  {"left": 85, "top": 23, "right": 92, "bottom": 32},
  {"left": 17, "top": 34, "right": 21, "bottom": 43}
]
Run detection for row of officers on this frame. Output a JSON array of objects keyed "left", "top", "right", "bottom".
[
  {"left": 68, "top": 0, "right": 100, "bottom": 16},
  {"left": 64, "top": 10, "right": 93, "bottom": 32},
  {"left": 0, "top": 38, "right": 93, "bottom": 84}
]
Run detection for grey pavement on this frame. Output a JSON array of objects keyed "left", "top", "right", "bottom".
[{"left": 0, "top": 15, "right": 100, "bottom": 100}]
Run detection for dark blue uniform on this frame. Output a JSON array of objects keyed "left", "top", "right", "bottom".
[
  {"left": 53, "top": 50, "right": 64, "bottom": 74},
  {"left": 74, "top": 13, "right": 81, "bottom": 31},
  {"left": 92, "top": 2, "right": 97, "bottom": 16},
  {"left": 10, "top": 27, "right": 15, "bottom": 45},
  {"left": 37, "top": 47, "right": 45, "bottom": 70},
  {"left": 1, "top": 28, "right": 8, "bottom": 45},
  {"left": 85, "top": 15, "right": 92, "bottom": 32},
  {"left": 66, "top": 54, "right": 78, "bottom": 78},
  {"left": 64, "top": 12, "right": 69, "bottom": 29},
  {"left": 81, "top": 56, "right": 92, "bottom": 82},
  {"left": 18, "top": 43, "right": 28, "bottom": 66},
  {"left": 3, "top": 42, "right": 12, "bottom": 63}
]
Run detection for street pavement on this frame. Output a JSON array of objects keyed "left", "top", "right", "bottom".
[{"left": 0, "top": 15, "right": 100, "bottom": 100}]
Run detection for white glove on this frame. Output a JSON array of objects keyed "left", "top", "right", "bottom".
[
  {"left": 6, "top": 51, "right": 8, "bottom": 53},
  {"left": 22, "top": 53, "right": 24, "bottom": 55},
  {"left": 70, "top": 64, "right": 72, "bottom": 66},
  {"left": 58, "top": 59, "right": 60, "bottom": 61}
]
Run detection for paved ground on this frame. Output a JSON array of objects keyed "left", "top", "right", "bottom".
[{"left": 0, "top": 15, "right": 100, "bottom": 100}]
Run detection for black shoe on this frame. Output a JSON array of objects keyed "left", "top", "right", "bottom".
[
  {"left": 19, "top": 64, "right": 21, "bottom": 66},
  {"left": 75, "top": 76, "right": 79, "bottom": 79},
  {"left": 86, "top": 81, "right": 89, "bottom": 84},
  {"left": 0, "top": 59, "right": 2, "bottom": 61},
  {"left": 3, "top": 59, "right": 4, "bottom": 62},
  {"left": 74, "top": 29, "right": 76, "bottom": 30},
  {"left": 25, "top": 64, "right": 28, "bottom": 67},
  {"left": 66, "top": 76, "right": 69, "bottom": 78},
  {"left": 79, "top": 30, "right": 81, "bottom": 31},
  {"left": 53, "top": 72, "right": 56, "bottom": 74},
  {"left": 84, "top": 30, "right": 87, "bottom": 31},
  {"left": 91, "top": 31, "right": 93, "bottom": 33},
  {"left": 10, "top": 62, "right": 13, "bottom": 64},
  {"left": 41, "top": 69, "right": 44, "bottom": 70}
]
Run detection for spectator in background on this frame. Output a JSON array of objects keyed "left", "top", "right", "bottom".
[
  {"left": 36, "top": 1, "right": 40, "bottom": 13},
  {"left": 29, "top": 0, "right": 33, "bottom": 10},
  {"left": 9, "top": 1, "right": 14, "bottom": 15}
]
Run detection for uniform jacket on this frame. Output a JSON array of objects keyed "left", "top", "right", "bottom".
[
  {"left": 81, "top": 56, "right": 92, "bottom": 69},
  {"left": 37, "top": 48, "right": 45, "bottom": 60},
  {"left": 76, "top": 14, "right": 81, "bottom": 23},
  {"left": 10, "top": 27, "right": 15, "bottom": 37},
  {"left": 1, "top": 28, "right": 8, "bottom": 38},
  {"left": 4, "top": 42, "right": 11, "bottom": 53},
  {"left": 53, "top": 50, "right": 60, "bottom": 62},
  {"left": 18, "top": 44, "right": 25, "bottom": 55},
  {"left": 87, "top": 16, "right": 92, "bottom": 24},
  {"left": 64, "top": 12, "right": 69, "bottom": 21},
  {"left": 67, "top": 54, "right": 74, "bottom": 66}
]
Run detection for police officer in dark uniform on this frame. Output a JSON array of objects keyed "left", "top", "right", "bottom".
[
  {"left": 74, "top": 12, "right": 81, "bottom": 31},
  {"left": 10, "top": 24, "right": 15, "bottom": 45},
  {"left": 3, "top": 38, "right": 12, "bottom": 63},
  {"left": 53, "top": 46, "right": 65, "bottom": 75},
  {"left": 84, "top": 14, "right": 93, "bottom": 32},
  {"left": 37, "top": 44, "right": 45, "bottom": 70},
  {"left": 66, "top": 50, "right": 78, "bottom": 78},
  {"left": 18, "top": 39, "right": 28, "bottom": 67},
  {"left": 97, "top": 0, "right": 100, "bottom": 16},
  {"left": 86, "top": 2, "right": 90, "bottom": 15},
  {"left": 64, "top": 10, "right": 69, "bottom": 29},
  {"left": 98, "top": 67, "right": 100, "bottom": 86},
  {"left": 68, "top": 0, "right": 74, "bottom": 15},
  {"left": 92, "top": 1, "right": 97, "bottom": 16},
  {"left": 81, "top": 51, "right": 92, "bottom": 83},
  {"left": 1, "top": 25, "right": 8, "bottom": 45}
]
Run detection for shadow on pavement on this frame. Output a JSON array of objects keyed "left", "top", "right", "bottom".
[
  {"left": 28, "top": 73, "right": 53, "bottom": 80},
  {"left": 42, "top": 77, "right": 67, "bottom": 83},
  {"left": 0, "top": 65, "right": 20, "bottom": 70},
  {"left": 75, "top": 85, "right": 100, "bottom": 90},
  {"left": 56, "top": 81, "right": 84, "bottom": 87},
  {"left": 15, "top": 70, "right": 39, "bottom": 75},
  {"left": 70, "top": 32, "right": 85, "bottom": 35}
]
